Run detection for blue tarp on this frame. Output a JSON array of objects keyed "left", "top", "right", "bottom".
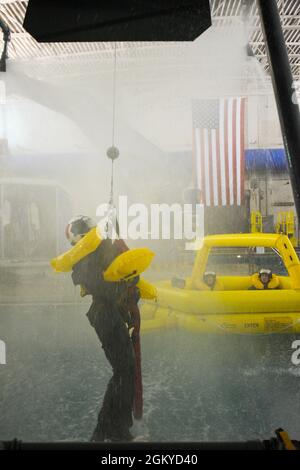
[{"left": 245, "top": 148, "right": 287, "bottom": 173}]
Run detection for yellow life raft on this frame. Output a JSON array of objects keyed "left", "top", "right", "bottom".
[{"left": 140, "top": 233, "right": 300, "bottom": 335}]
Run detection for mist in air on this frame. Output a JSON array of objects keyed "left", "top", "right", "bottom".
[{"left": 1, "top": 9, "right": 300, "bottom": 443}]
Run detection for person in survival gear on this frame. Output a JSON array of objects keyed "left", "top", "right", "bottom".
[
  {"left": 203, "top": 271, "right": 218, "bottom": 290},
  {"left": 191, "top": 271, "right": 224, "bottom": 291},
  {"left": 202, "top": 271, "right": 224, "bottom": 291},
  {"left": 249, "top": 268, "right": 280, "bottom": 290},
  {"left": 66, "top": 215, "right": 136, "bottom": 442}
]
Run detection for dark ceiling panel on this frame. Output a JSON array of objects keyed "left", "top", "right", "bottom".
[{"left": 23, "top": 0, "right": 212, "bottom": 42}]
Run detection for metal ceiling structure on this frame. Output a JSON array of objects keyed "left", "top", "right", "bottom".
[{"left": 0, "top": 0, "right": 299, "bottom": 81}]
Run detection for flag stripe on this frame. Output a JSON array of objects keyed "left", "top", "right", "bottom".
[
  {"left": 240, "top": 98, "right": 245, "bottom": 205},
  {"left": 201, "top": 129, "right": 206, "bottom": 206},
  {"left": 219, "top": 99, "right": 226, "bottom": 205},
  {"left": 232, "top": 98, "right": 237, "bottom": 205},
  {"left": 236, "top": 97, "right": 241, "bottom": 205},
  {"left": 208, "top": 130, "right": 214, "bottom": 207},
  {"left": 224, "top": 99, "right": 230, "bottom": 205},
  {"left": 228, "top": 98, "right": 233, "bottom": 205},
  {"left": 216, "top": 130, "right": 222, "bottom": 206},
  {"left": 211, "top": 129, "right": 218, "bottom": 206},
  {"left": 194, "top": 128, "right": 201, "bottom": 193},
  {"left": 192, "top": 129, "right": 198, "bottom": 191},
  {"left": 204, "top": 129, "right": 210, "bottom": 206}
]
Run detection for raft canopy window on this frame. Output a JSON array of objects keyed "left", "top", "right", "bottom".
[{"left": 206, "top": 246, "right": 288, "bottom": 277}]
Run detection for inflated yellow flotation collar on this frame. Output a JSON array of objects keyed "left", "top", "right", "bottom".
[
  {"left": 251, "top": 273, "right": 280, "bottom": 290},
  {"left": 103, "top": 248, "right": 155, "bottom": 281},
  {"left": 51, "top": 228, "right": 156, "bottom": 292},
  {"left": 136, "top": 278, "right": 157, "bottom": 300},
  {"left": 51, "top": 227, "right": 102, "bottom": 273}
]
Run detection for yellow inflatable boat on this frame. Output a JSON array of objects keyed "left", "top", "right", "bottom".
[{"left": 141, "top": 233, "right": 300, "bottom": 335}]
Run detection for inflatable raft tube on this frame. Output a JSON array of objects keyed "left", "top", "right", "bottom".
[{"left": 140, "top": 302, "right": 300, "bottom": 334}]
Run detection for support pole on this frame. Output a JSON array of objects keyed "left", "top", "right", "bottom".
[
  {"left": 0, "top": 17, "right": 10, "bottom": 72},
  {"left": 257, "top": 0, "right": 300, "bottom": 222}
]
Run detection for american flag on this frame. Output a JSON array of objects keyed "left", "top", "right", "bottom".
[{"left": 192, "top": 97, "right": 246, "bottom": 206}]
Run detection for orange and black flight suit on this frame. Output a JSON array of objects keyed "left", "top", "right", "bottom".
[{"left": 71, "top": 238, "right": 136, "bottom": 442}]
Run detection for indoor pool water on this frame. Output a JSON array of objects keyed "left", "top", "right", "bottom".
[{"left": 1, "top": 304, "right": 300, "bottom": 442}]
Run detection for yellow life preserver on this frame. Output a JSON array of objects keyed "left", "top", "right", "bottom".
[
  {"left": 250, "top": 273, "right": 280, "bottom": 290},
  {"left": 51, "top": 227, "right": 102, "bottom": 273},
  {"left": 51, "top": 227, "right": 155, "bottom": 285},
  {"left": 103, "top": 248, "right": 155, "bottom": 282},
  {"left": 137, "top": 278, "right": 157, "bottom": 300}
]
